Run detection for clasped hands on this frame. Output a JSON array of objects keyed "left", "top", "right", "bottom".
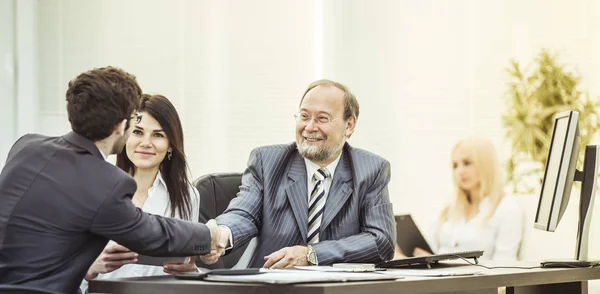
[
  {"left": 199, "top": 219, "right": 230, "bottom": 264},
  {"left": 201, "top": 220, "right": 311, "bottom": 269},
  {"left": 201, "top": 219, "right": 311, "bottom": 269},
  {"left": 84, "top": 219, "right": 240, "bottom": 280}
]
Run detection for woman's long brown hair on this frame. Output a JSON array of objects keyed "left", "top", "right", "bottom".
[{"left": 117, "top": 94, "right": 194, "bottom": 220}]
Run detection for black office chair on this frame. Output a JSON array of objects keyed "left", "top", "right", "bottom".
[
  {"left": 193, "top": 172, "right": 252, "bottom": 269},
  {"left": 0, "top": 285, "right": 60, "bottom": 294}
]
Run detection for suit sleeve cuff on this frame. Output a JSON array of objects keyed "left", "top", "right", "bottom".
[
  {"left": 219, "top": 225, "right": 234, "bottom": 250},
  {"left": 308, "top": 244, "right": 319, "bottom": 265}
]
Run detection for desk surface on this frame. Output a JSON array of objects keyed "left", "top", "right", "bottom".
[{"left": 89, "top": 261, "right": 600, "bottom": 294}]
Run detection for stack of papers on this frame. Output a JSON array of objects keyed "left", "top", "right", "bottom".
[
  {"left": 295, "top": 265, "right": 375, "bottom": 272},
  {"left": 380, "top": 268, "right": 483, "bottom": 277},
  {"left": 204, "top": 269, "right": 400, "bottom": 284}
]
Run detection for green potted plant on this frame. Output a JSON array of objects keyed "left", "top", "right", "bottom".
[{"left": 503, "top": 49, "right": 600, "bottom": 194}]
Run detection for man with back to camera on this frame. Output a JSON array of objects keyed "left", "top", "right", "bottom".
[
  {"left": 210, "top": 79, "right": 395, "bottom": 268},
  {"left": 0, "top": 67, "right": 225, "bottom": 294}
]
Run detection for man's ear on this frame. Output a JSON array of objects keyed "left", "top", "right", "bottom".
[
  {"left": 114, "top": 119, "right": 127, "bottom": 136},
  {"left": 344, "top": 116, "right": 356, "bottom": 137}
]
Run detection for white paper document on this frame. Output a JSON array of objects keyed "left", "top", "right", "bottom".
[
  {"left": 204, "top": 269, "right": 400, "bottom": 284},
  {"left": 295, "top": 265, "right": 376, "bottom": 272},
  {"left": 379, "top": 268, "right": 483, "bottom": 277}
]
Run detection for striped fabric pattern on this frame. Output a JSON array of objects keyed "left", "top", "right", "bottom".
[
  {"left": 216, "top": 142, "right": 395, "bottom": 268},
  {"left": 307, "top": 168, "right": 331, "bottom": 244}
]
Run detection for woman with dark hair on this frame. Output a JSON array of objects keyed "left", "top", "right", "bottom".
[
  {"left": 117, "top": 94, "right": 196, "bottom": 221},
  {"left": 81, "top": 94, "right": 200, "bottom": 292}
]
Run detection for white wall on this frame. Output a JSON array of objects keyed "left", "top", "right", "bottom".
[
  {"left": 0, "top": 0, "right": 39, "bottom": 166},
  {"left": 0, "top": 0, "right": 16, "bottom": 165},
  {"left": 320, "top": 0, "right": 600, "bottom": 229},
  {"left": 22, "top": 0, "right": 600, "bottom": 268},
  {"left": 36, "top": 0, "right": 317, "bottom": 177}
]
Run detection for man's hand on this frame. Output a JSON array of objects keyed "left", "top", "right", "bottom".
[
  {"left": 206, "top": 219, "right": 229, "bottom": 249},
  {"left": 263, "top": 245, "right": 309, "bottom": 269},
  {"left": 85, "top": 243, "right": 137, "bottom": 280},
  {"left": 199, "top": 219, "right": 228, "bottom": 264},
  {"left": 163, "top": 256, "right": 198, "bottom": 275}
]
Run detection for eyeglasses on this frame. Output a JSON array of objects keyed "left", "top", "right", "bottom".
[{"left": 294, "top": 112, "right": 342, "bottom": 125}]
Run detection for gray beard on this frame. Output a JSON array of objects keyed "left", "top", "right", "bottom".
[
  {"left": 298, "top": 144, "right": 334, "bottom": 162},
  {"left": 298, "top": 139, "right": 345, "bottom": 163}
]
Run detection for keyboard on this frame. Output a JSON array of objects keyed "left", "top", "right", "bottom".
[{"left": 376, "top": 250, "right": 484, "bottom": 269}]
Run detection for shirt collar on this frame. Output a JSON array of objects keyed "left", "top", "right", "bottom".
[
  {"left": 303, "top": 152, "right": 343, "bottom": 181},
  {"left": 152, "top": 171, "right": 167, "bottom": 190},
  {"left": 97, "top": 148, "right": 107, "bottom": 161}
]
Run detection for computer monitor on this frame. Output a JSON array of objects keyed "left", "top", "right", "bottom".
[{"left": 534, "top": 110, "right": 599, "bottom": 267}]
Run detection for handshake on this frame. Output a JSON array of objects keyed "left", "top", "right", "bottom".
[{"left": 199, "top": 219, "right": 231, "bottom": 264}]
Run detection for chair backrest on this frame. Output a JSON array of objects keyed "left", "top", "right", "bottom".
[
  {"left": 193, "top": 172, "right": 249, "bottom": 269},
  {"left": 0, "top": 285, "right": 60, "bottom": 294}
]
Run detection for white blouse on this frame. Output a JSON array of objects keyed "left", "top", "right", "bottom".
[
  {"left": 426, "top": 195, "right": 524, "bottom": 260},
  {"left": 81, "top": 171, "right": 200, "bottom": 293}
]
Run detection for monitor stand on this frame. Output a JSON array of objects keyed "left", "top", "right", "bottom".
[
  {"left": 541, "top": 260, "right": 599, "bottom": 268},
  {"left": 542, "top": 145, "right": 600, "bottom": 268}
]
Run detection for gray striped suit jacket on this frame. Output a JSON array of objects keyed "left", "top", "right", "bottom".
[{"left": 216, "top": 142, "right": 395, "bottom": 267}]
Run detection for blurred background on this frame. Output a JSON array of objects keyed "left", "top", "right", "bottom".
[{"left": 2, "top": 0, "right": 600, "bottom": 269}]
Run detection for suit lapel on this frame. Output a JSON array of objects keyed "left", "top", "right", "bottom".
[
  {"left": 321, "top": 149, "right": 353, "bottom": 232},
  {"left": 285, "top": 152, "right": 309, "bottom": 242}
]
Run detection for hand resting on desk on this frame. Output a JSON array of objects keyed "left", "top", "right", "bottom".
[{"left": 263, "top": 245, "right": 309, "bottom": 269}]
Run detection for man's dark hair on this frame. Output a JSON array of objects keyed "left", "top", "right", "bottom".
[{"left": 66, "top": 66, "right": 142, "bottom": 141}]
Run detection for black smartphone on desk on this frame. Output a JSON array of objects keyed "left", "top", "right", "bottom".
[{"left": 174, "top": 268, "right": 263, "bottom": 280}]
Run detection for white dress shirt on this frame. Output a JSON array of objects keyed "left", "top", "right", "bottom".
[
  {"left": 80, "top": 171, "right": 200, "bottom": 293},
  {"left": 98, "top": 148, "right": 107, "bottom": 161},
  {"left": 426, "top": 195, "right": 524, "bottom": 260},
  {"left": 303, "top": 154, "right": 342, "bottom": 203}
]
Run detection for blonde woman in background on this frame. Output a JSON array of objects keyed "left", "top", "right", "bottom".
[{"left": 398, "top": 137, "right": 524, "bottom": 260}]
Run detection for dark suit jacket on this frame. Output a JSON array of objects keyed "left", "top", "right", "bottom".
[
  {"left": 216, "top": 143, "right": 395, "bottom": 268},
  {"left": 0, "top": 132, "right": 211, "bottom": 294}
]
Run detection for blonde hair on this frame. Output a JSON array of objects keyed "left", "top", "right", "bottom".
[{"left": 439, "top": 137, "right": 505, "bottom": 225}]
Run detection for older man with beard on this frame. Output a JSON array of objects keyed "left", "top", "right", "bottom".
[{"left": 213, "top": 79, "right": 395, "bottom": 269}]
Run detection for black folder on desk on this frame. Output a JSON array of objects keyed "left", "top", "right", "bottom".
[
  {"left": 395, "top": 214, "right": 434, "bottom": 256},
  {"left": 385, "top": 214, "right": 484, "bottom": 268}
]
